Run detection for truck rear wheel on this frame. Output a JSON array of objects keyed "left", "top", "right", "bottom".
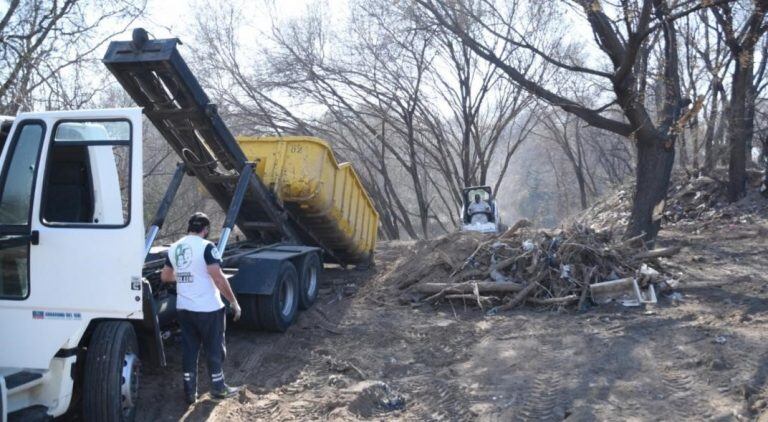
[
  {"left": 298, "top": 253, "right": 321, "bottom": 310},
  {"left": 237, "top": 294, "right": 262, "bottom": 330},
  {"left": 83, "top": 321, "right": 140, "bottom": 422},
  {"left": 258, "top": 261, "right": 299, "bottom": 332}
]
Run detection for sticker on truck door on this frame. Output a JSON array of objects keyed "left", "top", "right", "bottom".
[{"left": 32, "top": 310, "right": 82, "bottom": 320}]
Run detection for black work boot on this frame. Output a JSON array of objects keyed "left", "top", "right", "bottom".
[
  {"left": 211, "top": 373, "right": 241, "bottom": 399},
  {"left": 183, "top": 372, "right": 198, "bottom": 405},
  {"left": 211, "top": 384, "right": 242, "bottom": 399}
]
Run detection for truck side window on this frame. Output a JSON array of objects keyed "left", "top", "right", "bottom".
[{"left": 41, "top": 120, "right": 131, "bottom": 226}]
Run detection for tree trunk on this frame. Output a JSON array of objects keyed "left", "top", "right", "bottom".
[
  {"left": 727, "top": 53, "right": 751, "bottom": 202},
  {"left": 691, "top": 116, "right": 700, "bottom": 170},
  {"left": 626, "top": 133, "right": 675, "bottom": 242},
  {"left": 745, "top": 79, "right": 757, "bottom": 169},
  {"left": 678, "top": 131, "right": 688, "bottom": 169}
]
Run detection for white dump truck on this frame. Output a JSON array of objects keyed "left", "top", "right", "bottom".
[{"left": 0, "top": 29, "right": 377, "bottom": 421}]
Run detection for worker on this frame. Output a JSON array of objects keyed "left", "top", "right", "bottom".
[
  {"left": 161, "top": 212, "right": 243, "bottom": 404},
  {"left": 468, "top": 194, "right": 491, "bottom": 224}
]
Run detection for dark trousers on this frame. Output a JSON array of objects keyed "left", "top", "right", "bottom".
[{"left": 177, "top": 308, "right": 227, "bottom": 389}]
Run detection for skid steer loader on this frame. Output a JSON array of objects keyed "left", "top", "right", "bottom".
[{"left": 460, "top": 186, "right": 503, "bottom": 233}]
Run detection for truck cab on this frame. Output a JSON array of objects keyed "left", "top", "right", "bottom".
[{"left": 0, "top": 109, "right": 145, "bottom": 421}]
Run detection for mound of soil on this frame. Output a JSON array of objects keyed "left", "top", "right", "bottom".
[
  {"left": 383, "top": 231, "right": 491, "bottom": 291},
  {"left": 577, "top": 168, "right": 768, "bottom": 231}
]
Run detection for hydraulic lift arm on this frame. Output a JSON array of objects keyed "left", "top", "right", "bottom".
[{"left": 104, "top": 28, "right": 300, "bottom": 245}]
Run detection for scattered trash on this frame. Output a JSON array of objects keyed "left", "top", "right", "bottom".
[
  {"left": 347, "top": 381, "right": 406, "bottom": 417},
  {"left": 639, "top": 285, "right": 657, "bottom": 304},
  {"left": 666, "top": 291, "right": 684, "bottom": 304},
  {"left": 637, "top": 264, "right": 660, "bottom": 285},
  {"left": 561, "top": 264, "right": 572, "bottom": 280},
  {"left": 489, "top": 269, "right": 509, "bottom": 283},
  {"left": 522, "top": 240, "right": 535, "bottom": 252},
  {"left": 590, "top": 278, "right": 641, "bottom": 306},
  {"left": 714, "top": 336, "right": 727, "bottom": 345},
  {"left": 660, "top": 278, "right": 680, "bottom": 291}
]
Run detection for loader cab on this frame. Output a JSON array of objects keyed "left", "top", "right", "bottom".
[{"left": 461, "top": 185, "right": 500, "bottom": 233}]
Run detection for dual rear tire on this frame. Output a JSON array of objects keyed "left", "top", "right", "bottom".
[{"left": 238, "top": 253, "right": 320, "bottom": 332}]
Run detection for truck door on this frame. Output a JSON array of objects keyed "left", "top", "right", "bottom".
[{"left": 0, "top": 108, "right": 144, "bottom": 370}]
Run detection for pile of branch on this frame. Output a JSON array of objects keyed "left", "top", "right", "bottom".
[{"left": 407, "top": 222, "right": 679, "bottom": 312}]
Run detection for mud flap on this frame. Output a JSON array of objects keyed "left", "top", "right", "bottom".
[
  {"left": 229, "top": 246, "right": 321, "bottom": 295},
  {"left": 136, "top": 280, "right": 166, "bottom": 367}
]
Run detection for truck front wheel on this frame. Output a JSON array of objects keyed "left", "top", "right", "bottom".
[{"left": 83, "top": 321, "right": 140, "bottom": 422}]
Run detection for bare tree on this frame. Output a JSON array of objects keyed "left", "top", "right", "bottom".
[
  {"left": 416, "top": 0, "right": 730, "bottom": 242},
  {"left": 710, "top": 1, "right": 768, "bottom": 201},
  {"left": 0, "top": 0, "right": 145, "bottom": 113}
]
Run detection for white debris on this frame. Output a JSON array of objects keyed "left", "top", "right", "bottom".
[
  {"left": 489, "top": 269, "right": 509, "bottom": 283},
  {"left": 522, "top": 240, "right": 534, "bottom": 252}
]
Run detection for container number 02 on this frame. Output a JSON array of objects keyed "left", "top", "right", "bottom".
[{"left": 289, "top": 145, "right": 303, "bottom": 153}]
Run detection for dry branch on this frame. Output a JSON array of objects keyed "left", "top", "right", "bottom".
[
  {"left": 444, "top": 294, "right": 495, "bottom": 304},
  {"left": 496, "top": 280, "right": 540, "bottom": 311},
  {"left": 527, "top": 295, "right": 579, "bottom": 305},
  {"left": 632, "top": 246, "right": 681, "bottom": 261},
  {"left": 414, "top": 281, "right": 525, "bottom": 295}
]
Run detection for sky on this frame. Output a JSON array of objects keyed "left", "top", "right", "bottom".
[{"left": 114, "top": 0, "right": 349, "bottom": 45}]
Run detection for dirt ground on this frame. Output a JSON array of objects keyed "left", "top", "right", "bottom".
[{"left": 136, "top": 217, "right": 768, "bottom": 421}]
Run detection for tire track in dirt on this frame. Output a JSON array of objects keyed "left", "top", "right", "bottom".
[
  {"left": 649, "top": 339, "right": 717, "bottom": 421},
  {"left": 226, "top": 332, "right": 281, "bottom": 385},
  {"left": 516, "top": 371, "right": 563, "bottom": 422},
  {"left": 514, "top": 344, "right": 567, "bottom": 422},
  {"left": 407, "top": 378, "right": 474, "bottom": 421}
]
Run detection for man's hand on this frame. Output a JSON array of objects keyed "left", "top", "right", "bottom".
[
  {"left": 208, "top": 264, "right": 242, "bottom": 321},
  {"left": 231, "top": 301, "right": 242, "bottom": 322},
  {"left": 160, "top": 265, "right": 175, "bottom": 283}
]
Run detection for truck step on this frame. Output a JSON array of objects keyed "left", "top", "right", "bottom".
[
  {"left": 5, "top": 371, "right": 43, "bottom": 392},
  {"left": 8, "top": 405, "right": 51, "bottom": 422}
]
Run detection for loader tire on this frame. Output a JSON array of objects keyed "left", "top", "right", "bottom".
[
  {"left": 258, "top": 261, "right": 299, "bottom": 332},
  {"left": 298, "top": 253, "right": 321, "bottom": 310},
  {"left": 83, "top": 321, "right": 140, "bottom": 422},
  {"left": 237, "top": 294, "right": 262, "bottom": 330}
]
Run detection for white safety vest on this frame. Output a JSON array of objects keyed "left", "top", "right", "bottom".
[{"left": 168, "top": 235, "right": 225, "bottom": 312}]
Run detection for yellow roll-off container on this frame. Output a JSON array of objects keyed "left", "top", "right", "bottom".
[{"left": 237, "top": 136, "right": 379, "bottom": 265}]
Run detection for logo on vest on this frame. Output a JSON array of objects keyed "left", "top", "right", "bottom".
[{"left": 174, "top": 243, "right": 193, "bottom": 270}]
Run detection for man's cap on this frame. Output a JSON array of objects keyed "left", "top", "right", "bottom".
[{"left": 188, "top": 212, "right": 211, "bottom": 232}]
